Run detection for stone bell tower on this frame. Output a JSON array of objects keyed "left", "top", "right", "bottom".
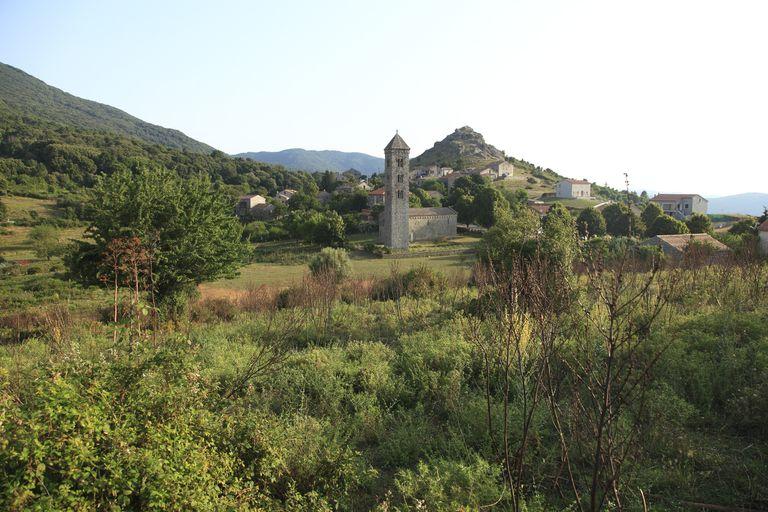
[{"left": 381, "top": 132, "right": 410, "bottom": 249}]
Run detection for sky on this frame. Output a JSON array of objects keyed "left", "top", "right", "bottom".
[{"left": 1, "top": 0, "right": 766, "bottom": 196}]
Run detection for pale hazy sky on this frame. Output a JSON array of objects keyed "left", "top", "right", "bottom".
[{"left": 1, "top": 0, "right": 766, "bottom": 195}]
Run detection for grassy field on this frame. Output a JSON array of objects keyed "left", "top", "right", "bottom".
[
  {"left": 2, "top": 195, "right": 62, "bottom": 220},
  {"left": 0, "top": 226, "right": 85, "bottom": 261},
  {"left": 201, "top": 251, "right": 475, "bottom": 296}
]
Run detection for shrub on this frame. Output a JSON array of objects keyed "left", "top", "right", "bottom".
[{"left": 308, "top": 248, "right": 351, "bottom": 282}]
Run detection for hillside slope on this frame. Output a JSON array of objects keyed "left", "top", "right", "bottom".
[
  {"left": 236, "top": 148, "right": 384, "bottom": 174},
  {"left": 410, "top": 126, "right": 506, "bottom": 170},
  {"left": 0, "top": 62, "right": 214, "bottom": 153}
]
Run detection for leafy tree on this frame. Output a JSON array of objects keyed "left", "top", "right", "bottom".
[
  {"left": 729, "top": 218, "right": 756, "bottom": 235},
  {"left": 648, "top": 214, "right": 689, "bottom": 236},
  {"left": 602, "top": 203, "right": 643, "bottom": 237},
  {"left": 27, "top": 224, "right": 63, "bottom": 260},
  {"left": 541, "top": 203, "right": 578, "bottom": 268},
  {"left": 420, "top": 178, "right": 446, "bottom": 194},
  {"left": 640, "top": 202, "right": 663, "bottom": 231},
  {"left": 408, "top": 192, "right": 422, "bottom": 208},
  {"left": 453, "top": 194, "right": 475, "bottom": 226},
  {"left": 68, "top": 166, "right": 246, "bottom": 306},
  {"left": 288, "top": 191, "right": 321, "bottom": 211},
  {"left": 311, "top": 211, "right": 346, "bottom": 246},
  {"left": 412, "top": 188, "right": 440, "bottom": 207},
  {"left": 309, "top": 247, "right": 351, "bottom": 282},
  {"left": 473, "top": 187, "right": 509, "bottom": 228},
  {"left": 576, "top": 207, "right": 606, "bottom": 238},
  {"left": 685, "top": 213, "right": 713, "bottom": 234},
  {"left": 479, "top": 205, "right": 541, "bottom": 267}
]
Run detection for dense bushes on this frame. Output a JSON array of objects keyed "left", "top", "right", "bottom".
[{"left": 1, "top": 258, "right": 767, "bottom": 510}]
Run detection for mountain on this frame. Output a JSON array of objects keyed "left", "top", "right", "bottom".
[
  {"left": 410, "top": 126, "right": 507, "bottom": 170},
  {"left": 0, "top": 62, "right": 214, "bottom": 153},
  {"left": 235, "top": 148, "right": 384, "bottom": 174},
  {"left": 707, "top": 193, "right": 768, "bottom": 216}
]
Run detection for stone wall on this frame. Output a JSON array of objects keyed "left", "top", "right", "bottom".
[
  {"left": 382, "top": 147, "right": 410, "bottom": 249},
  {"left": 409, "top": 214, "right": 457, "bottom": 241}
]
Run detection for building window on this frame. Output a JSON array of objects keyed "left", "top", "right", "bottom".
[
  {"left": 397, "top": 190, "right": 404, "bottom": 199},
  {"left": 397, "top": 174, "right": 403, "bottom": 183},
  {"left": 396, "top": 158, "right": 404, "bottom": 167}
]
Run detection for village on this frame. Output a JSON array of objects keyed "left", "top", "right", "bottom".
[{"left": 235, "top": 131, "right": 768, "bottom": 261}]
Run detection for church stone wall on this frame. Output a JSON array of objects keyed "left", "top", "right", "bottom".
[{"left": 409, "top": 214, "right": 457, "bottom": 241}]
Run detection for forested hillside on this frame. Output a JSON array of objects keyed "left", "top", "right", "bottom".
[
  {"left": 0, "top": 106, "right": 316, "bottom": 200},
  {"left": 0, "top": 62, "right": 214, "bottom": 153}
]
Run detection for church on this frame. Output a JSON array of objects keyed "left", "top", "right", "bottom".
[{"left": 378, "top": 133, "right": 458, "bottom": 249}]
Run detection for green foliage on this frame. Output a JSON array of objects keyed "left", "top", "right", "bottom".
[
  {"left": 26, "top": 224, "right": 64, "bottom": 260},
  {"left": 478, "top": 205, "right": 541, "bottom": 267},
  {"left": 602, "top": 202, "right": 643, "bottom": 237},
  {"left": 0, "top": 199, "right": 7, "bottom": 222},
  {"left": 649, "top": 214, "right": 690, "bottom": 236},
  {"left": 541, "top": 203, "right": 578, "bottom": 269},
  {"left": 641, "top": 201, "right": 663, "bottom": 230},
  {"left": 288, "top": 191, "right": 321, "bottom": 211},
  {"left": 575, "top": 206, "right": 606, "bottom": 238},
  {"left": 68, "top": 166, "right": 246, "bottom": 301},
  {"left": 308, "top": 247, "right": 351, "bottom": 282},
  {"left": 729, "top": 218, "right": 756, "bottom": 235},
  {"left": 472, "top": 186, "right": 509, "bottom": 228},
  {"left": 686, "top": 212, "right": 714, "bottom": 234}
]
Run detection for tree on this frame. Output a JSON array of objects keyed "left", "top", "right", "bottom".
[
  {"left": 729, "top": 218, "right": 756, "bottom": 235},
  {"left": 473, "top": 187, "right": 509, "bottom": 228},
  {"left": 576, "top": 207, "right": 606, "bottom": 238},
  {"left": 408, "top": 192, "right": 422, "bottom": 208},
  {"left": 602, "top": 203, "right": 642, "bottom": 237},
  {"left": 308, "top": 247, "right": 351, "bottom": 282},
  {"left": 640, "top": 202, "right": 663, "bottom": 232},
  {"left": 27, "top": 224, "right": 63, "bottom": 260},
  {"left": 68, "top": 166, "right": 246, "bottom": 307},
  {"left": 288, "top": 191, "right": 321, "bottom": 211},
  {"left": 685, "top": 212, "right": 713, "bottom": 234},
  {"left": 311, "top": 210, "right": 345, "bottom": 246},
  {"left": 541, "top": 203, "right": 578, "bottom": 269},
  {"left": 648, "top": 214, "right": 689, "bottom": 236},
  {"left": 454, "top": 194, "right": 476, "bottom": 227},
  {"left": 479, "top": 206, "right": 540, "bottom": 268},
  {"left": 0, "top": 199, "right": 7, "bottom": 223}
]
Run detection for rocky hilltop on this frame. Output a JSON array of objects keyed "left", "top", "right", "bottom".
[{"left": 410, "top": 126, "right": 507, "bottom": 170}]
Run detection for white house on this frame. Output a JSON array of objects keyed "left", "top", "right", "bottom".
[
  {"left": 650, "top": 193, "right": 708, "bottom": 220},
  {"left": 759, "top": 220, "right": 768, "bottom": 255},
  {"left": 276, "top": 189, "right": 298, "bottom": 203},
  {"left": 555, "top": 179, "right": 591, "bottom": 199}
]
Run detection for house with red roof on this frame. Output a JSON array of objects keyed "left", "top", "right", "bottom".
[{"left": 649, "top": 193, "right": 708, "bottom": 220}]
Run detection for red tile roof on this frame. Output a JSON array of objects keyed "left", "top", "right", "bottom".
[
  {"left": 650, "top": 193, "right": 703, "bottom": 201},
  {"left": 369, "top": 187, "right": 386, "bottom": 196}
]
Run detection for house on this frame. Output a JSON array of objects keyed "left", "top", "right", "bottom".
[
  {"left": 641, "top": 233, "right": 730, "bottom": 261},
  {"left": 439, "top": 171, "right": 466, "bottom": 189},
  {"left": 759, "top": 220, "right": 768, "bottom": 255},
  {"left": 367, "top": 187, "right": 386, "bottom": 207},
  {"left": 649, "top": 193, "right": 708, "bottom": 220},
  {"left": 359, "top": 181, "right": 372, "bottom": 191},
  {"left": 555, "top": 179, "right": 591, "bottom": 199},
  {"left": 236, "top": 194, "right": 266, "bottom": 216},
  {"left": 476, "top": 160, "right": 514, "bottom": 180},
  {"left": 276, "top": 189, "right": 298, "bottom": 203},
  {"left": 334, "top": 183, "right": 356, "bottom": 195},
  {"left": 528, "top": 201, "right": 552, "bottom": 217}
]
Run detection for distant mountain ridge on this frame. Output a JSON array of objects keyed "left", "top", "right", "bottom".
[
  {"left": 707, "top": 192, "right": 768, "bottom": 216},
  {"left": 410, "top": 126, "right": 507, "bottom": 170},
  {"left": 235, "top": 148, "right": 384, "bottom": 174},
  {"left": 0, "top": 62, "right": 214, "bottom": 153}
]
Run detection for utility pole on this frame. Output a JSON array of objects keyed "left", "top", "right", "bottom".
[{"left": 624, "top": 172, "right": 632, "bottom": 237}]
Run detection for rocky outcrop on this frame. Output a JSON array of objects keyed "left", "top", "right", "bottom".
[{"left": 410, "top": 126, "right": 506, "bottom": 170}]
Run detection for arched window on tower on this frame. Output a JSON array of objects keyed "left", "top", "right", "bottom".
[
  {"left": 397, "top": 174, "right": 403, "bottom": 183},
  {"left": 397, "top": 190, "right": 404, "bottom": 200},
  {"left": 396, "top": 158, "right": 404, "bottom": 167}
]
